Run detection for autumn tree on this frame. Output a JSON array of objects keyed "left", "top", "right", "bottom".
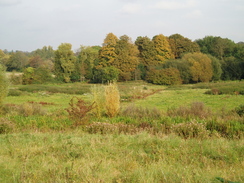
[
  {"left": 183, "top": 53, "right": 213, "bottom": 82},
  {"left": 0, "top": 49, "right": 10, "bottom": 66},
  {"left": 99, "top": 33, "right": 118, "bottom": 67},
  {"left": 152, "top": 34, "right": 174, "bottom": 62},
  {"left": 169, "top": 34, "right": 200, "bottom": 59},
  {"left": 54, "top": 43, "right": 76, "bottom": 82},
  {"left": 113, "top": 35, "right": 139, "bottom": 81}
]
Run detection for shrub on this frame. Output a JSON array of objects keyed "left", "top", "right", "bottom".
[
  {"left": 172, "top": 120, "right": 209, "bottom": 139},
  {"left": 234, "top": 104, "right": 244, "bottom": 116},
  {"left": 9, "top": 70, "right": 22, "bottom": 85},
  {"left": 0, "top": 118, "right": 15, "bottom": 134},
  {"left": 105, "top": 82, "right": 120, "bottom": 117},
  {"left": 66, "top": 97, "right": 95, "bottom": 126},
  {"left": 121, "top": 104, "right": 162, "bottom": 120},
  {"left": 167, "top": 102, "right": 212, "bottom": 119},
  {"left": 146, "top": 68, "right": 182, "bottom": 85},
  {"left": 90, "top": 85, "right": 105, "bottom": 118},
  {"left": 19, "top": 103, "right": 46, "bottom": 117},
  {"left": 8, "top": 89, "right": 23, "bottom": 96}
]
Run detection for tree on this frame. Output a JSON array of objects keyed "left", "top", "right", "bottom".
[
  {"left": 93, "top": 66, "right": 119, "bottom": 83},
  {"left": 164, "top": 59, "right": 191, "bottom": 84},
  {"left": 0, "top": 49, "right": 10, "bottom": 66},
  {"left": 75, "top": 46, "right": 100, "bottom": 81},
  {"left": 32, "top": 46, "right": 55, "bottom": 60},
  {"left": 169, "top": 34, "right": 200, "bottom": 59},
  {"left": 54, "top": 43, "right": 76, "bottom": 82},
  {"left": 99, "top": 33, "right": 118, "bottom": 67},
  {"left": 152, "top": 34, "right": 174, "bottom": 62},
  {"left": 29, "top": 55, "right": 44, "bottom": 68},
  {"left": 207, "top": 55, "right": 222, "bottom": 81},
  {"left": 196, "top": 36, "right": 236, "bottom": 60},
  {"left": 113, "top": 35, "right": 139, "bottom": 81},
  {"left": 182, "top": 53, "right": 213, "bottom": 82},
  {"left": 6, "top": 51, "right": 29, "bottom": 71}
]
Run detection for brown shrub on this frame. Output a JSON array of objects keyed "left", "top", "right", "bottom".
[{"left": 66, "top": 97, "right": 96, "bottom": 126}]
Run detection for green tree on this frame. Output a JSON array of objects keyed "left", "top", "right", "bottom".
[
  {"left": 0, "top": 50, "right": 10, "bottom": 66},
  {"left": 135, "top": 36, "right": 157, "bottom": 67},
  {"left": 75, "top": 46, "right": 100, "bottom": 81},
  {"left": 22, "top": 67, "right": 35, "bottom": 84},
  {"left": 152, "top": 34, "right": 174, "bottom": 62},
  {"left": 32, "top": 46, "right": 55, "bottom": 60},
  {"left": 196, "top": 36, "right": 236, "bottom": 60},
  {"left": 6, "top": 51, "right": 29, "bottom": 71},
  {"left": 113, "top": 35, "right": 139, "bottom": 81},
  {"left": 169, "top": 34, "right": 200, "bottom": 59},
  {"left": 221, "top": 57, "right": 243, "bottom": 80},
  {"left": 182, "top": 53, "right": 213, "bottom": 82},
  {"left": 0, "top": 64, "right": 9, "bottom": 107},
  {"left": 207, "top": 55, "right": 222, "bottom": 81},
  {"left": 54, "top": 43, "right": 76, "bottom": 82},
  {"left": 99, "top": 33, "right": 118, "bottom": 67},
  {"left": 93, "top": 66, "right": 119, "bottom": 83},
  {"left": 164, "top": 59, "right": 191, "bottom": 84}
]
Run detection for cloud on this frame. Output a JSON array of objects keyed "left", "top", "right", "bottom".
[
  {"left": 0, "top": 0, "right": 21, "bottom": 6},
  {"left": 120, "top": 3, "right": 141, "bottom": 14},
  {"left": 185, "top": 9, "right": 203, "bottom": 18},
  {"left": 155, "top": 0, "right": 196, "bottom": 10}
]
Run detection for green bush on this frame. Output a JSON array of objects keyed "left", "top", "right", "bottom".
[
  {"left": 167, "top": 102, "right": 212, "bottom": 119},
  {"left": 0, "top": 118, "right": 15, "bottom": 134},
  {"left": 234, "top": 104, "right": 244, "bottom": 117},
  {"left": 146, "top": 68, "right": 182, "bottom": 85},
  {"left": 172, "top": 120, "right": 210, "bottom": 139}
]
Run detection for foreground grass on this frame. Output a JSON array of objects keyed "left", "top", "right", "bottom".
[{"left": 0, "top": 132, "right": 243, "bottom": 183}]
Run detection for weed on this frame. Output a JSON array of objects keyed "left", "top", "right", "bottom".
[
  {"left": 121, "top": 104, "right": 162, "bottom": 120},
  {"left": 234, "top": 104, "right": 244, "bottom": 117},
  {"left": 90, "top": 85, "right": 105, "bottom": 118},
  {"left": 167, "top": 102, "right": 212, "bottom": 119},
  {"left": 66, "top": 97, "right": 96, "bottom": 126},
  {"left": 0, "top": 117, "right": 15, "bottom": 134},
  {"left": 105, "top": 82, "right": 120, "bottom": 118},
  {"left": 172, "top": 120, "right": 210, "bottom": 139},
  {"left": 19, "top": 103, "right": 46, "bottom": 117}
]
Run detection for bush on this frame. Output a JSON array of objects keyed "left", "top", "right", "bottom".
[
  {"left": 0, "top": 118, "right": 15, "bottom": 134},
  {"left": 105, "top": 82, "right": 120, "bottom": 117},
  {"left": 167, "top": 102, "right": 212, "bottom": 119},
  {"left": 121, "top": 104, "right": 162, "bottom": 120},
  {"left": 91, "top": 85, "right": 105, "bottom": 118},
  {"left": 19, "top": 103, "right": 46, "bottom": 117},
  {"left": 172, "top": 120, "right": 210, "bottom": 139},
  {"left": 234, "top": 104, "right": 244, "bottom": 117},
  {"left": 66, "top": 97, "right": 96, "bottom": 126},
  {"left": 146, "top": 68, "right": 182, "bottom": 85}
]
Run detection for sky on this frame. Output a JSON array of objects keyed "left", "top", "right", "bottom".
[{"left": 0, "top": 0, "right": 243, "bottom": 52}]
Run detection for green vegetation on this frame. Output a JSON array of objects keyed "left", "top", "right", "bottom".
[{"left": 1, "top": 66, "right": 244, "bottom": 182}]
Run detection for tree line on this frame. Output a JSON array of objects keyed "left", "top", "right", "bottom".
[{"left": 0, "top": 33, "right": 244, "bottom": 85}]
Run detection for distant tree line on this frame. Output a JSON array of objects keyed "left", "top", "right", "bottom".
[{"left": 0, "top": 33, "right": 244, "bottom": 85}]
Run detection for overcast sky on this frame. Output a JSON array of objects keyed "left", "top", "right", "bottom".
[{"left": 0, "top": 0, "right": 243, "bottom": 52}]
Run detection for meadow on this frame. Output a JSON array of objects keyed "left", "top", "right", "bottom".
[{"left": 0, "top": 81, "right": 244, "bottom": 182}]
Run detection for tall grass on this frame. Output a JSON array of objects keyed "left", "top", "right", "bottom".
[
  {"left": 105, "top": 82, "right": 120, "bottom": 118},
  {"left": 0, "top": 132, "right": 243, "bottom": 182}
]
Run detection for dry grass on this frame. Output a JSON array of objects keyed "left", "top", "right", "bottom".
[{"left": 105, "top": 82, "right": 120, "bottom": 118}]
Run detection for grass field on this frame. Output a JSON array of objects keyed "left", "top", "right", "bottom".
[{"left": 1, "top": 81, "right": 244, "bottom": 182}]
